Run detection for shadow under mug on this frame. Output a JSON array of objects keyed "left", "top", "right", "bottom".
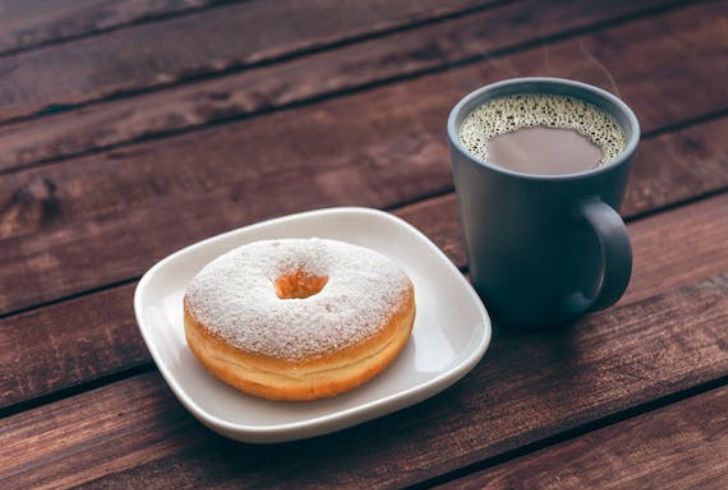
[{"left": 447, "top": 77, "right": 640, "bottom": 329}]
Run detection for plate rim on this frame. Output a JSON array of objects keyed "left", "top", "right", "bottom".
[{"left": 134, "top": 206, "right": 491, "bottom": 438}]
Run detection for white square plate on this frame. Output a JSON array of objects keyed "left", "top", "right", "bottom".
[{"left": 135, "top": 207, "right": 491, "bottom": 443}]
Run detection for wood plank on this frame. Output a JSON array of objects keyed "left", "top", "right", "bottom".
[
  {"left": 0, "top": 0, "right": 493, "bottom": 122},
  {"left": 2, "top": 2, "right": 728, "bottom": 313},
  {"left": 442, "top": 385, "right": 728, "bottom": 489},
  {"left": 0, "top": 0, "right": 676, "bottom": 171},
  {"left": 2, "top": 265, "right": 728, "bottom": 488},
  {"left": 2, "top": 178, "right": 728, "bottom": 422},
  {"left": 1, "top": 2, "right": 727, "bottom": 408},
  {"left": 0, "top": 0, "right": 226, "bottom": 56},
  {"left": 0, "top": 372, "right": 202, "bottom": 489},
  {"left": 0, "top": 284, "right": 146, "bottom": 408}
]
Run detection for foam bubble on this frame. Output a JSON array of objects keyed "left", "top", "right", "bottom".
[{"left": 458, "top": 94, "right": 626, "bottom": 165}]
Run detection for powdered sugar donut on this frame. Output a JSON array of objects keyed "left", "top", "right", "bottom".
[{"left": 184, "top": 238, "right": 415, "bottom": 401}]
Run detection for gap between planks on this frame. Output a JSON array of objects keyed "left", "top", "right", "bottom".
[
  {"left": 2, "top": 147, "right": 727, "bottom": 483},
  {"left": 4, "top": 264, "right": 728, "bottom": 488},
  {"left": 0, "top": 0, "right": 512, "bottom": 129},
  {"left": 0, "top": 0, "right": 700, "bottom": 166},
  {"left": 1, "top": 1, "right": 728, "bottom": 486},
  {"left": 0, "top": 0, "right": 249, "bottom": 59},
  {"left": 429, "top": 379, "right": 728, "bottom": 489},
  {"left": 2, "top": 103, "right": 727, "bottom": 321},
  {"left": 1, "top": 172, "right": 727, "bottom": 419},
  {"left": 2, "top": 0, "right": 725, "bottom": 311}
]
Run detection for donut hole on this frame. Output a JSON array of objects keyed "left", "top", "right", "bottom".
[{"left": 275, "top": 270, "right": 328, "bottom": 299}]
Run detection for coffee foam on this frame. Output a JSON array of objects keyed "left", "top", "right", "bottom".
[{"left": 458, "top": 94, "right": 626, "bottom": 165}]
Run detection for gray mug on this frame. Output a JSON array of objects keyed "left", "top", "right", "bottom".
[{"left": 447, "top": 78, "right": 640, "bottom": 329}]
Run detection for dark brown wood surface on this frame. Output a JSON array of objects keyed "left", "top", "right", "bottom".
[
  {"left": 0, "top": 0, "right": 227, "bottom": 55},
  {"left": 2, "top": 0, "right": 727, "bottom": 315},
  {"left": 0, "top": 196, "right": 728, "bottom": 488},
  {"left": 1, "top": 0, "right": 727, "bottom": 488},
  {"left": 0, "top": 0, "right": 492, "bottom": 122},
  {"left": 0, "top": 0, "right": 674, "bottom": 171},
  {"left": 442, "top": 384, "right": 728, "bottom": 489},
  {"left": 3, "top": 119, "right": 728, "bottom": 411}
]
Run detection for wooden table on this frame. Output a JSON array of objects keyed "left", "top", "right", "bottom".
[{"left": 1, "top": 1, "right": 727, "bottom": 488}]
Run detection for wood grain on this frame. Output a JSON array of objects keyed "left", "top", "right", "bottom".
[
  {"left": 2, "top": 3, "right": 728, "bottom": 314},
  {"left": 0, "top": 0, "right": 229, "bottom": 56},
  {"left": 3, "top": 268, "right": 728, "bottom": 488},
  {"left": 0, "top": 284, "right": 146, "bottom": 408},
  {"left": 0, "top": 0, "right": 676, "bottom": 171},
  {"left": 0, "top": 0, "right": 493, "bottom": 122},
  {"left": 1, "top": 2, "right": 725, "bottom": 488},
  {"left": 442, "top": 385, "right": 728, "bottom": 489},
  {"left": 2, "top": 181, "right": 728, "bottom": 419}
]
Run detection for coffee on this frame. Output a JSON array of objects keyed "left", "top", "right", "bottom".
[{"left": 458, "top": 94, "right": 625, "bottom": 175}]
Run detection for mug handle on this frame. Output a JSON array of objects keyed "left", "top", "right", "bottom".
[{"left": 565, "top": 199, "right": 632, "bottom": 315}]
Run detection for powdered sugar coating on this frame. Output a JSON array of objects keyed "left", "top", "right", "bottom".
[{"left": 185, "top": 238, "right": 412, "bottom": 362}]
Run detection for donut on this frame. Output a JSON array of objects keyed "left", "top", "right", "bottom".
[{"left": 183, "top": 238, "right": 415, "bottom": 401}]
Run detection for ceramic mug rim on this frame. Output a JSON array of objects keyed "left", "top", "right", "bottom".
[{"left": 447, "top": 77, "right": 641, "bottom": 181}]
